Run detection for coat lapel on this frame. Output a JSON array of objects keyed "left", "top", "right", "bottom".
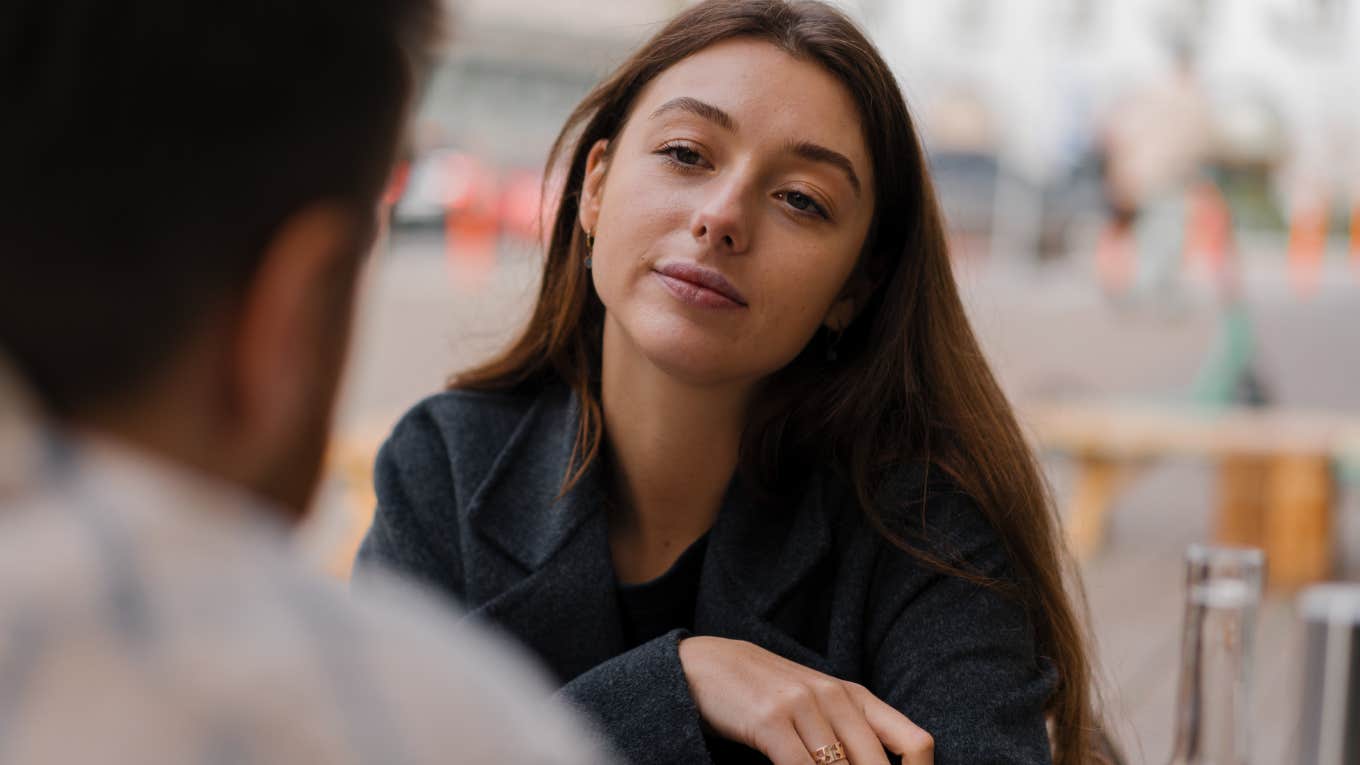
[
  {"left": 697, "top": 471, "right": 839, "bottom": 675},
  {"left": 465, "top": 384, "right": 593, "bottom": 571},
  {"left": 462, "top": 385, "right": 625, "bottom": 682},
  {"left": 472, "top": 510, "right": 625, "bottom": 682}
]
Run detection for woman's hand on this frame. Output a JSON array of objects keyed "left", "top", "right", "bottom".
[{"left": 678, "top": 636, "right": 934, "bottom": 765}]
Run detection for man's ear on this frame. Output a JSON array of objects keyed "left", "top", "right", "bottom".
[
  {"left": 577, "top": 139, "right": 610, "bottom": 235},
  {"left": 228, "top": 202, "right": 361, "bottom": 457}
]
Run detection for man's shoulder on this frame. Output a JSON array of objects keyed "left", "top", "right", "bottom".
[
  {"left": 302, "top": 569, "right": 614, "bottom": 764},
  {"left": 0, "top": 497, "right": 119, "bottom": 615},
  {"left": 0, "top": 505, "right": 610, "bottom": 764}
]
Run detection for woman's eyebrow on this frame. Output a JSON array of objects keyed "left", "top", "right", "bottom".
[
  {"left": 649, "top": 96, "right": 737, "bottom": 132},
  {"left": 785, "top": 140, "right": 861, "bottom": 197},
  {"left": 649, "top": 96, "right": 861, "bottom": 197}
]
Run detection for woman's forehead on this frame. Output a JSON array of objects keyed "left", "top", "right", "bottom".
[{"left": 630, "top": 39, "right": 870, "bottom": 166}]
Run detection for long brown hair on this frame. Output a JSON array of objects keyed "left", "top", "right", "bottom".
[{"left": 455, "top": 1, "right": 1108, "bottom": 761}]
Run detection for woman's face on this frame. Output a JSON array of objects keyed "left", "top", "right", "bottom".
[{"left": 579, "top": 38, "right": 876, "bottom": 387}]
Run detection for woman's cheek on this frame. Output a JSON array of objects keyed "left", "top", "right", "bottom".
[{"left": 750, "top": 290, "right": 824, "bottom": 361}]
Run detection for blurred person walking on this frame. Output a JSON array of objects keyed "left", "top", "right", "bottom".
[
  {"left": 1098, "top": 42, "right": 1214, "bottom": 305},
  {"left": 0, "top": 2, "right": 613, "bottom": 763}
]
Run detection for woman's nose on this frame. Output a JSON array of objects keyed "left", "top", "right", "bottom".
[{"left": 689, "top": 178, "right": 752, "bottom": 255}]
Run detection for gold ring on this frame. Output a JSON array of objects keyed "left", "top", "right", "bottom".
[{"left": 811, "top": 741, "right": 846, "bottom": 764}]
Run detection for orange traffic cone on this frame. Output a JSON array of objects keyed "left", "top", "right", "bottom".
[
  {"left": 441, "top": 153, "right": 498, "bottom": 291},
  {"left": 1184, "top": 182, "right": 1233, "bottom": 281},
  {"left": 1286, "top": 200, "right": 1328, "bottom": 299},
  {"left": 496, "top": 170, "right": 543, "bottom": 244}
]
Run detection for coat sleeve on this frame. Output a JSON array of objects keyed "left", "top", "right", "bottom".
[
  {"left": 865, "top": 489, "right": 1058, "bottom": 765},
  {"left": 556, "top": 628, "right": 715, "bottom": 765},
  {"left": 353, "top": 403, "right": 467, "bottom": 603}
]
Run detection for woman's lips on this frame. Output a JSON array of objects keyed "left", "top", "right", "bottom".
[{"left": 653, "top": 262, "right": 748, "bottom": 309}]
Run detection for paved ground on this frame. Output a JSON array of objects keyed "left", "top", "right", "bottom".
[{"left": 308, "top": 230, "right": 1360, "bottom": 762}]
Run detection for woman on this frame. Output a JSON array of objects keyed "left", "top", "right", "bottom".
[{"left": 357, "top": 2, "right": 1107, "bottom": 763}]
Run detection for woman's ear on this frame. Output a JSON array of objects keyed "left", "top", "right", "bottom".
[
  {"left": 577, "top": 139, "right": 611, "bottom": 234},
  {"left": 822, "top": 271, "right": 873, "bottom": 332},
  {"left": 823, "top": 298, "right": 855, "bottom": 333}
]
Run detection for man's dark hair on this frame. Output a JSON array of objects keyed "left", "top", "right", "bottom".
[{"left": 0, "top": 0, "right": 441, "bottom": 413}]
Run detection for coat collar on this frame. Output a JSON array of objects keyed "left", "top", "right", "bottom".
[
  {"left": 465, "top": 382, "right": 835, "bottom": 616},
  {"left": 466, "top": 384, "right": 605, "bottom": 572}
]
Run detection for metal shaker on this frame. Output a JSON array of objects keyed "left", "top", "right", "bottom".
[{"left": 1296, "top": 584, "right": 1360, "bottom": 765}]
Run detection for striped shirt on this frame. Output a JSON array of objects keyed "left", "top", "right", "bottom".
[{"left": 0, "top": 356, "right": 614, "bottom": 765}]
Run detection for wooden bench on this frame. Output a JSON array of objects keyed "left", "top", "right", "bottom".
[{"left": 1023, "top": 401, "right": 1360, "bottom": 589}]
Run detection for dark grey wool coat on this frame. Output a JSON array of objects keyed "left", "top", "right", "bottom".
[{"left": 355, "top": 382, "right": 1057, "bottom": 765}]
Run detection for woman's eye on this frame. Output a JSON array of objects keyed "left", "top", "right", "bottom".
[
  {"left": 777, "top": 191, "right": 828, "bottom": 219},
  {"left": 660, "top": 144, "right": 704, "bottom": 166}
]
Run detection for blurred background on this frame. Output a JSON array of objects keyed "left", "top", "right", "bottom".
[{"left": 296, "top": 0, "right": 1360, "bottom": 760}]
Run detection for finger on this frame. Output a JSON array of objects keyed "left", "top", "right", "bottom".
[
  {"left": 849, "top": 685, "right": 935, "bottom": 765},
  {"left": 782, "top": 682, "right": 844, "bottom": 765},
  {"left": 817, "top": 680, "right": 890, "bottom": 765},
  {"left": 752, "top": 718, "right": 816, "bottom": 765}
]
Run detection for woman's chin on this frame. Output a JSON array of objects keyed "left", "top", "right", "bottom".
[
  {"left": 608, "top": 311, "right": 789, "bottom": 387},
  {"left": 643, "top": 347, "right": 747, "bottom": 386},
  {"left": 626, "top": 335, "right": 759, "bottom": 388}
]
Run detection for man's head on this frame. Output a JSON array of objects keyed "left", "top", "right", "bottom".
[{"left": 0, "top": 0, "right": 442, "bottom": 516}]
